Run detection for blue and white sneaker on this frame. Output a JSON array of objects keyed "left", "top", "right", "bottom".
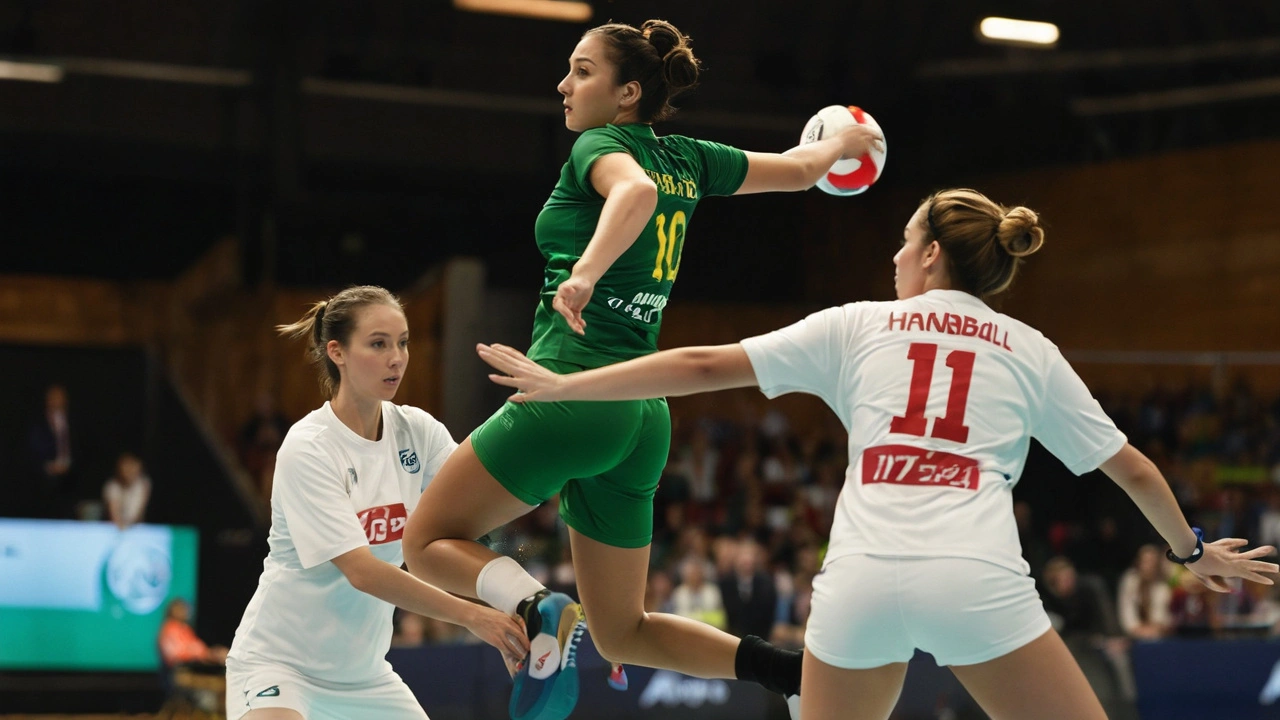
[{"left": 509, "top": 591, "right": 586, "bottom": 720}]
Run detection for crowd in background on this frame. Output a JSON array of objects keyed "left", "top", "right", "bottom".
[
  {"left": 390, "top": 377, "right": 1280, "bottom": 712},
  {"left": 18, "top": 374, "right": 1280, "bottom": 707}
]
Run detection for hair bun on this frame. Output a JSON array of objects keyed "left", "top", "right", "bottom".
[
  {"left": 641, "top": 19, "right": 680, "bottom": 56},
  {"left": 997, "top": 207, "right": 1045, "bottom": 258}
]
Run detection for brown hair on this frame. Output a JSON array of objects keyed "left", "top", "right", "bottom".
[
  {"left": 276, "top": 285, "right": 403, "bottom": 398},
  {"left": 586, "top": 19, "right": 700, "bottom": 123},
  {"left": 922, "top": 188, "right": 1046, "bottom": 299}
]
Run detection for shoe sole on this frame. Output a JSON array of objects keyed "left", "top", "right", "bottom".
[{"left": 509, "top": 600, "right": 585, "bottom": 720}]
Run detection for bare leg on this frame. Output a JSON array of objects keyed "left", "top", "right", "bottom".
[
  {"left": 949, "top": 628, "right": 1107, "bottom": 720},
  {"left": 798, "top": 650, "right": 907, "bottom": 720},
  {"left": 568, "top": 528, "right": 740, "bottom": 677},
  {"left": 402, "top": 438, "right": 537, "bottom": 597}
]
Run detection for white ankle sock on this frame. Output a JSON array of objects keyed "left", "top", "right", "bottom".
[{"left": 476, "top": 556, "right": 545, "bottom": 616}]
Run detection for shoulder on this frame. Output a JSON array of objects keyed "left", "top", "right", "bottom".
[
  {"left": 276, "top": 410, "right": 334, "bottom": 462},
  {"left": 383, "top": 402, "right": 446, "bottom": 433}
]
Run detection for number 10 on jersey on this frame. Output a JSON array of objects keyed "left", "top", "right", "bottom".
[
  {"left": 890, "top": 342, "right": 975, "bottom": 443},
  {"left": 651, "top": 211, "right": 687, "bottom": 281}
]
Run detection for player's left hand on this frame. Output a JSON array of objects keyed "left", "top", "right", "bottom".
[
  {"left": 553, "top": 275, "right": 594, "bottom": 335},
  {"left": 1185, "top": 538, "right": 1278, "bottom": 592},
  {"left": 476, "top": 343, "right": 567, "bottom": 403}
]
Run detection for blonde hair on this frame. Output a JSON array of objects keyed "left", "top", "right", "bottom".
[
  {"left": 922, "top": 188, "right": 1045, "bottom": 299},
  {"left": 276, "top": 285, "right": 402, "bottom": 398}
]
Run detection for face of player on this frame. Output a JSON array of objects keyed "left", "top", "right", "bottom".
[
  {"left": 330, "top": 303, "right": 409, "bottom": 404},
  {"left": 894, "top": 204, "right": 933, "bottom": 300},
  {"left": 557, "top": 34, "right": 636, "bottom": 131}
]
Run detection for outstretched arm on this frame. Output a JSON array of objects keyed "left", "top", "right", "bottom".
[
  {"left": 734, "top": 124, "right": 883, "bottom": 195},
  {"left": 331, "top": 547, "right": 529, "bottom": 658},
  {"left": 1100, "top": 443, "right": 1278, "bottom": 591},
  {"left": 476, "top": 342, "right": 758, "bottom": 402},
  {"left": 554, "top": 152, "right": 658, "bottom": 335}
]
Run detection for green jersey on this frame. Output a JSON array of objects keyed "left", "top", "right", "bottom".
[{"left": 527, "top": 123, "right": 748, "bottom": 368}]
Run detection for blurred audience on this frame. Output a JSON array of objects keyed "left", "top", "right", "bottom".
[
  {"left": 103, "top": 451, "right": 152, "bottom": 529},
  {"left": 1116, "top": 545, "right": 1172, "bottom": 640},
  {"left": 236, "top": 392, "right": 291, "bottom": 500},
  {"left": 670, "top": 554, "right": 726, "bottom": 630},
  {"left": 158, "top": 598, "right": 228, "bottom": 669},
  {"left": 27, "top": 383, "right": 79, "bottom": 518},
  {"left": 718, "top": 539, "right": 778, "bottom": 640}
]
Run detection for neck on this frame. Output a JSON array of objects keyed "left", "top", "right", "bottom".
[{"left": 330, "top": 390, "right": 384, "bottom": 441}]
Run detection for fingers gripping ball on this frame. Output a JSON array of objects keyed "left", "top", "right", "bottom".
[{"left": 800, "top": 105, "right": 886, "bottom": 196}]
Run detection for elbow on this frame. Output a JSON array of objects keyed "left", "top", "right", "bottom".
[
  {"left": 342, "top": 566, "right": 372, "bottom": 594},
  {"left": 629, "top": 180, "right": 659, "bottom": 215}
]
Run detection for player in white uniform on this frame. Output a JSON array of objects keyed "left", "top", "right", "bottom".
[
  {"left": 471, "top": 188, "right": 1279, "bottom": 720},
  {"left": 225, "top": 286, "right": 528, "bottom": 720}
]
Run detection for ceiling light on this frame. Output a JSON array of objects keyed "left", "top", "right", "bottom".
[
  {"left": 0, "top": 60, "right": 63, "bottom": 83},
  {"left": 454, "top": 0, "right": 592, "bottom": 23},
  {"left": 977, "top": 17, "right": 1059, "bottom": 48}
]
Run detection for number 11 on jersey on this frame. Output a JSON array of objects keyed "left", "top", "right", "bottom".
[{"left": 890, "top": 342, "right": 975, "bottom": 443}]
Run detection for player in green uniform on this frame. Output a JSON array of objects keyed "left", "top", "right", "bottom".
[{"left": 403, "top": 19, "right": 881, "bottom": 720}]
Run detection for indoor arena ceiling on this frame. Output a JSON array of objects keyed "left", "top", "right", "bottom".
[{"left": 3, "top": 0, "right": 1280, "bottom": 282}]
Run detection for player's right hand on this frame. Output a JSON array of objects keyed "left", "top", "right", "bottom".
[
  {"left": 476, "top": 343, "right": 567, "bottom": 403},
  {"left": 836, "top": 124, "right": 884, "bottom": 160},
  {"left": 553, "top": 275, "right": 594, "bottom": 335},
  {"left": 464, "top": 607, "right": 530, "bottom": 660},
  {"left": 1185, "top": 538, "right": 1278, "bottom": 592}
]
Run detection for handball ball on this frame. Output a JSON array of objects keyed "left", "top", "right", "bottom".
[{"left": 800, "top": 105, "right": 886, "bottom": 196}]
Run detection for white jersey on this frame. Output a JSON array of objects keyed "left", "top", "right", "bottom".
[
  {"left": 741, "top": 289, "right": 1125, "bottom": 575},
  {"left": 227, "top": 401, "right": 457, "bottom": 684}
]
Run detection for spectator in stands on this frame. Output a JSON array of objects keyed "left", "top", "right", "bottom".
[
  {"left": 237, "top": 392, "right": 292, "bottom": 501},
  {"left": 103, "top": 451, "right": 152, "bottom": 529},
  {"left": 391, "top": 610, "right": 427, "bottom": 648},
  {"left": 671, "top": 554, "right": 726, "bottom": 630},
  {"left": 719, "top": 539, "right": 778, "bottom": 640},
  {"left": 644, "top": 568, "right": 675, "bottom": 614},
  {"left": 159, "top": 598, "right": 228, "bottom": 669},
  {"left": 1116, "top": 545, "right": 1172, "bottom": 640},
  {"left": 27, "top": 383, "right": 78, "bottom": 518},
  {"left": 1042, "top": 556, "right": 1119, "bottom": 640},
  {"left": 1170, "top": 567, "right": 1218, "bottom": 635}
]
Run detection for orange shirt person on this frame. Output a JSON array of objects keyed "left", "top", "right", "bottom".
[{"left": 159, "top": 599, "right": 228, "bottom": 668}]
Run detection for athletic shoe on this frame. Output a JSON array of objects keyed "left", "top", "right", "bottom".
[
  {"left": 607, "top": 663, "right": 628, "bottom": 691},
  {"left": 509, "top": 591, "right": 586, "bottom": 720}
]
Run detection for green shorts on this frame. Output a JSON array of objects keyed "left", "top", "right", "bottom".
[{"left": 470, "top": 361, "right": 671, "bottom": 549}]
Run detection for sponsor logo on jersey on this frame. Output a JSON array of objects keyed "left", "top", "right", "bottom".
[
  {"left": 256, "top": 686, "right": 280, "bottom": 698},
  {"left": 357, "top": 503, "right": 408, "bottom": 544},
  {"left": 398, "top": 448, "right": 420, "bottom": 474},
  {"left": 862, "top": 444, "right": 980, "bottom": 491}
]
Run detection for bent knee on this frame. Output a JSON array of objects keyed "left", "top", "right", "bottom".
[{"left": 586, "top": 612, "right": 647, "bottom": 662}]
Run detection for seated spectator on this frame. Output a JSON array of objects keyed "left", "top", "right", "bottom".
[
  {"left": 770, "top": 570, "right": 814, "bottom": 650},
  {"left": 391, "top": 610, "right": 427, "bottom": 648},
  {"left": 103, "top": 452, "right": 151, "bottom": 529},
  {"left": 1170, "top": 568, "right": 1218, "bottom": 636},
  {"left": 158, "top": 598, "right": 227, "bottom": 669},
  {"left": 718, "top": 540, "right": 778, "bottom": 640},
  {"left": 27, "top": 383, "right": 79, "bottom": 519},
  {"left": 670, "top": 555, "right": 726, "bottom": 630},
  {"left": 237, "top": 392, "right": 291, "bottom": 500},
  {"left": 1116, "top": 544, "right": 1172, "bottom": 640},
  {"left": 645, "top": 568, "right": 675, "bottom": 614}
]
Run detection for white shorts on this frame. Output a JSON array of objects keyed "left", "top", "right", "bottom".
[
  {"left": 805, "top": 554, "right": 1050, "bottom": 669},
  {"left": 225, "top": 660, "right": 429, "bottom": 720}
]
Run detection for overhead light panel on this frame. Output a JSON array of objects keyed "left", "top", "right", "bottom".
[
  {"left": 0, "top": 60, "right": 63, "bottom": 83},
  {"left": 977, "top": 17, "right": 1059, "bottom": 48},
  {"left": 454, "top": 0, "right": 591, "bottom": 23}
]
